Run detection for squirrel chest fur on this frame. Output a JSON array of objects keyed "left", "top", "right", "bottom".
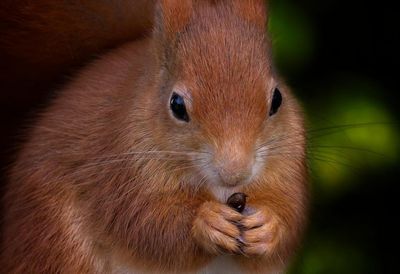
[{"left": 1, "top": 1, "right": 308, "bottom": 273}]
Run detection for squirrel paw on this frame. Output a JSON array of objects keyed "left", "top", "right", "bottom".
[
  {"left": 192, "top": 201, "right": 243, "bottom": 254},
  {"left": 240, "top": 209, "right": 280, "bottom": 256}
]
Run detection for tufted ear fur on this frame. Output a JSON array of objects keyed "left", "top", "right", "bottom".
[
  {"left": 153, "top": 0, "right": 267, "bottom": 67},
  {"left": 232, "top": 0, "right": 268, "bottom": 28},
  {"left": 158, "top": 0, "right": 193, "bottom": 36},
  {"left": 154, "top": 0, "right": 193, "bottom": 65},
  {"left": 154, "top": 0, "right": 266, "bottom": 35}
]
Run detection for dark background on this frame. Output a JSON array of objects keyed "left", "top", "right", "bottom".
[
  {"left": 268, "top": 1, "right": 399, "bottom": 273},
  {"left": 1, "top": 1, "right": 399, "bottom": 273}
]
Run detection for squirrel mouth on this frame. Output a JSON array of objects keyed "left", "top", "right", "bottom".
[{"left": 208, "top": 184, "right": 245, "bottom": 203}]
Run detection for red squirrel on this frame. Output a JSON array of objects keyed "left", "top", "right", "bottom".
[{"left": 1, "top": 0, "right": 308, "bottom": 273}]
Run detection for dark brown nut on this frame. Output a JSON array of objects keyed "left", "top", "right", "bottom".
[{"left": 227, "top": 193, "right": 247, "bottom": 213}]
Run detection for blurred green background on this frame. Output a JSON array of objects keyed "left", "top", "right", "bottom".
[{"left": 268, "top": 0, "right": 399, "bottom": 273}]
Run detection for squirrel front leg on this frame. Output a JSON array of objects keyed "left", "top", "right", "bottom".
[
  {"left": 235, "top": 195, "right": 307, "bottom": 273},
  {"left": 192, "top": 201, "right": 244, "bottom": 255},
  {"left": 192, "top": 201, "right": 295, "bottom": 273}
]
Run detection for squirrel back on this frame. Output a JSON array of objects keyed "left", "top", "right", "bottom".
[
  {"left": 0, "top": 0, "right": 156, "bottom": 77},
  {"left": 0, "top": 0, "right": 156, "bottom": 108}
]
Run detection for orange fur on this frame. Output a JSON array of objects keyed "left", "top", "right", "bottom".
[{"left": 1, "top": 1, "right": 308, "bottom": 273}]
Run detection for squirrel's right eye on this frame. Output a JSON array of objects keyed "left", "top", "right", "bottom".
[{"left": 170, "top": 93, "right": 190, "bottom": 122}]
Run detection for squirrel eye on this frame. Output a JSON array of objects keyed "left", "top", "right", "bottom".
[
  {"left": 170, "top": 93, "right": 190, "bottom": 122},
  {"left": 269, "top": 88, "right": 282, "bottom": 116}
]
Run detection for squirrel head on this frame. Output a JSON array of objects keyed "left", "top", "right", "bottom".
[{"left": 145, "top": 0, "right": 304, "bottom": 192}]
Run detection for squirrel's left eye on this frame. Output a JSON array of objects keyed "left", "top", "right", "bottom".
[
  {"left": 170, "top": 93, "right": 190, "bottom": 122},
  {"left": 269, "top": 88, "right": 282, "bottom": 116}
]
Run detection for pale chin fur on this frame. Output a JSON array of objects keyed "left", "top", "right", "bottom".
[{"left": 208, "top": 185, "right": 243, "bottom": 203}]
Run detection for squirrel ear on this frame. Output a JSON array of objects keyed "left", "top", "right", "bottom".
[
  {"left": 232, "top": 0, "right": 268, "bottom": 28},
  {"left": 156, "top": 0, "right": 193, "bottom": 38}
]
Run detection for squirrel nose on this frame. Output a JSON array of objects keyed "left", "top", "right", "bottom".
[
  {"left": 214, "top": 150, "right": 254, "bottom": 187},
  {"left": 217, "top": 166, "right": 252, "bottom": 187}
]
